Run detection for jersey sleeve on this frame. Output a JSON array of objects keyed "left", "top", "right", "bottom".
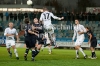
[
  {"left": 72, "top": 27, "right": 77, "bottom": 40},
  {"left": 50, "top": 13, "right": 60, "bottom": 20},
  {"left": 81, "top": 25, "right": 86, "bottom": 33},
  {"left": 15, "top": 29, "right": 18, "bottom": 35},
  {"left": 4, "top": 28, "right": 7, "bottom": 36}
]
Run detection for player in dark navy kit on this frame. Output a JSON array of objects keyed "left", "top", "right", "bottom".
[
  {"left": 24, "top": 18, "right": 38, "bottom": 61},
  {"left": 31, "top": 18, "right": 45, "bottom": 57},
  {"left": 86, "top": 27, "right": 97, "bottom": 59}
]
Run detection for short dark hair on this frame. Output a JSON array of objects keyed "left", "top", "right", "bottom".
[
  {"left": 24, "top": 18, "right": 29, "bottom": 24},
  {"left": 86, "top": 27, "right": 91, "bottom": 30}
]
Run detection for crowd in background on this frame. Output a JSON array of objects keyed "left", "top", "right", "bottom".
[{"left": 0, "top": 11, "right": 100, "bottom": 22}]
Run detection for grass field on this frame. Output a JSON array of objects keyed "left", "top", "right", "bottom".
[{"left": 0, "top": 47, "right": 100, "bottom": 66}]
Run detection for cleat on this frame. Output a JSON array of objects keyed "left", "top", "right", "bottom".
[
  {"left": 75, "top": 57, "right": 80, "bottom": 59},
  {"left": 24, "top": 56, "right": 27, "bottom": 61},
  {"left": 31, "top": 58, "right": 34, "bottom": 61},
  {"left": 9, "top": 53, "right": 12, "bottom": 58},
  {"left": 84, "top": 55, "right": 87, "bottom": 59},
  {"left": 16, "top": 57, "right": 19, "bottom": 60},
  {"left": 88, "top": 56, "right": 92, "bottom": 58}
]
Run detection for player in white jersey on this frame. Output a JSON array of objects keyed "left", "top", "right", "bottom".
[
  {"left": 40, "top": 7, "right": 63, "bottom": 54},
  {"left": 4, "top": 22, "right": 19, "bottom": 60},
  {"left": 72, "top": 19, "right": 87, "bottom": 59}
]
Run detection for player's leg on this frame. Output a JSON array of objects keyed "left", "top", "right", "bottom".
[
  {"left": 11, "top": 40, "right": 19, "bottom": 60},
  {"left": 6, "top": 40, "right": 12, "bottom": 58},
  {"left": 48, "top": 44, "right": 52, "bottom": 54},
  {"left": 31, "top": 38, "right": 37, "bottom": 61},
  {"left": 90, "top": 40, "right": 97, "bottom": 59},
  {"left": 75, "top": 39, "right": 87, "bottom": 59}
]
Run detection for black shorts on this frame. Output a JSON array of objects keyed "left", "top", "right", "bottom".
[
  {"left": 91, "top": 38, "right": 97, "bottom": 48},
  {"left": 37, "top": 38, "right": 44, "bottom": 45},
  {"left": 25, "top": 36, "right": 37, "bottom": 48}
]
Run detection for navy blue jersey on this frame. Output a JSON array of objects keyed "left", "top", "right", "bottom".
[
  {"left": 87, "top": 30, "right": 96, "bottom": 40},
  {"left": 24, "top": 24, "right": 32, "bottom": 37},
  {"left": 32, "top": 23, "right": 44, "bottom": 34}
]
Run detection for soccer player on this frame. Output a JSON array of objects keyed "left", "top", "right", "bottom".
[
  {"left": 24, "top": 18, "right": 38, "bottom": 61},
  {"left": 40, "top": 7, "right": 64, "bottom": 54},
  {"left": 4, "top": 22, "right": 19, "bottom": 60},
  {"left": 72, "top": 19, "right": 87, "bottom": 59},
  {"left": 86, "top": 27, "right": 97, "bottom": 59},
  {"left": 31, "top": 18, "right": 44, "bottom": 57}
]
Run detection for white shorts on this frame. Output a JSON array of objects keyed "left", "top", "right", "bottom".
[
  {"left": 6, "top": 40, "right": 15, "bottom": 48},
  {"left": 44, "top": 24, "right": 54, "bottom": 34},
  {"left": 75, "top": 38, "right": 84, "bottom": 46}
]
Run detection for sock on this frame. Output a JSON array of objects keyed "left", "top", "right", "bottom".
[
  {"left": 14, "top": 49, "right": 18, "bottom": 57},
  {"left": 25, "top": 49, "right": 29, "bottom": 56},
  {"left": 76, "top": 50, "right": 79, "bottom": 58},
  {"left": 79, "top": 48, "right": 86, "bottom": 56},
  {"left": 92, "top": 51, "right": 96, "bottom": 57},
  {"left": 35, "top": 49, "right": 40, "bottom": 57},
  {"left": 41, "top": 46, "right": 44, "bottom": 50},
  {"left": 32, "top": 50, "right": 36, "bottom": 58},
  {"left": 8, "top": 50, "right": 12, "bottom": 54},
  {"left": 48, "top": 47, "right": 52, "bottom": 53}
]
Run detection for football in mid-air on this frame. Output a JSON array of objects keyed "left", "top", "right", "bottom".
[{"left": 27, "top": 0, "right": 33, "bottom": 5}]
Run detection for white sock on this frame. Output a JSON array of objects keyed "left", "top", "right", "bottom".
[
  {"left": 41, "top": 46, "right": 44, "bottom": 50},
  {"left": 76, "top": 50, "right": 79, "bottom": 58},
  {"left": 14, "top": 49, "right": 18, "bottom": 57},
  {"left": 48, "top": 47, "right": 52, "bottom": 53},
  {"left": 79, "top": 48, "right": 86, "bottom": 56}
]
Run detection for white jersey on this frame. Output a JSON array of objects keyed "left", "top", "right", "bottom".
[
  {"left": 4, "top": 27, "right": 18, "bottom": 41},
  {"left": 72, "top": 24, "right": 86, "bottom": 40},
  {"left": 40, "top": 11, "right": 60, "bottom": 26}
]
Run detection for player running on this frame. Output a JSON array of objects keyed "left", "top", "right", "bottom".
[
  {"left": 86, "top": 27, "right": 97, "bottom": 59},
  {"left": 4, "top": 22, "right": 19, "bottom": 60},
  {"left": 72, "top": 19, "right": 87, "bottom": 59}
]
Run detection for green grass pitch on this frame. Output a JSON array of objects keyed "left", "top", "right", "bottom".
[{"left": 0, "top": 47, "right": 100, "bottom": 66}]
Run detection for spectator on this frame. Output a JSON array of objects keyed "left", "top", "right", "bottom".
[
  {"left": 0, "top": 12, "right": 3, "bottom": 21},
  {"left": 79, "top": 11, "right": 84, "bottom": 21},
  {"left": 63, "top": 10, "right": 67, "bottom": 21},
  {"left": 5, "top": 11, "right": 9, "bottom": 21},
  {"left": 71, "top": 11, "right": 75, "bottom": 21},
  {"left": 13, "top": 12, "right": 17, "bottom": 21},
  {"left": 24, "top": 11, "right": 28, "bottom": 18},
  {"left": 20, "top": 12, "right": 24, "bottom": 21},
  {"left": 91, "top": 12, "right": 96, "bottom": 21},
  {"left": 75, "top": 12, "right": 79, "bottom": 20},
  {"left": 18, "top": 12, "right": 21, "bottom": 21},
  {"left": 9, "top": 12, "right": 13, "bottom": 21},
  {"left": 87, "top": 12, "right": 91, "bottom": 21},
  {"left": 67, "top": 11, "right": 71, "bottom": 21},
  {"left": 0, "top": 26, "right": 3, "bottom": 32}
]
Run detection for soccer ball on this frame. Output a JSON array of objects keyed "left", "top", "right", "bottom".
[{"left": 27, "top": 0, "right": 33, "bottom": 5}]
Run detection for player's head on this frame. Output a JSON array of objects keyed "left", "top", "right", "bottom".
[
  {"left": 43, "top": 7, "right": 48, "bottom": 12},
  {"left": 9, "top": 22, "right": 14, "bottom": 28},
  {"left": 33, "top": 18, "right": 38, "bottom": 23},
  {"left": 24, "top": 18, "right": 30, "bottom": 24},
  {"left": 85, "top": 27, "right": 91, "bottom": 31},
  {"left": 75, "top": 19, "right": 80, "bottom": 25}
]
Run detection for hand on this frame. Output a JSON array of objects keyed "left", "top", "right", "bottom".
[
  {"left": 78, "top": 31, "right": 82, "bottom": 34},
  {"left": 61, "top": 17, "right": 64, "bottom": 19},
  {"left": 34, "top": 33, "right": 39, "bottom": 36}
]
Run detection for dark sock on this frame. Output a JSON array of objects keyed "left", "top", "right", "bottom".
[
  {"left": 25, "top": 49, "right": 29, "bottom": 56},
  {"left": 35, "top": 50, "right": 40, "bottom": 57},
  {"left": 32, "top": 50, "right": 36, "bottom": 58},
  {"left": 8, "top": 51, "right": 12, "bottom": 54},
  {"left": 92, "top": 52, "right": 95, "bottom": 58},
  {"left": 93, "top": 52, "right": 96, "bottom": 57}
]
